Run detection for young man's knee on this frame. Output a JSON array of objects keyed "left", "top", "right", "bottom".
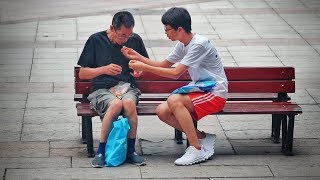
[
  {"left": 167, "top": 95, "right": 184, "bottom": 110},
  {"left": 156, "top": 103, "right": 169, "bottom": 117}
]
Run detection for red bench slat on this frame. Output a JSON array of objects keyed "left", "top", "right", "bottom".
[
  {"left": 75, "top": 66, "right": 295, "bottom": 81},
  {"left": 75, "top": 81, "right": 295, "bottom": 94},
  {"left": 76, "top": 102, "right": 302, "bottom": 116},
  {"left": 225, "top": 67, "right": 294, "bottom": 80},
  {"left": 228, "top": 81, "right": 295, "bottom": 93},
  {"left": 74, "top": 93, "right": 279, "bottom": 102}
]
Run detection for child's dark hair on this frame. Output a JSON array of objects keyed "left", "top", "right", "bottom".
[
  {"left": 161, "top": 7, "right": 191, "bottom": 33},
  {"left": 112, "top": 11, "right": 135, "bottom": 30}
]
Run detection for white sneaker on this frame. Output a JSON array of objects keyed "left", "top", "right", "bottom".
[
  {"left": 199, "top": 133, "right": 216, "bottom": 159},
  {"left": 174, "top": 145, "right": 207, "bottom": 166}
]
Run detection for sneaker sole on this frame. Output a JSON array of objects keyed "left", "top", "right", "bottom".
[
  {"left": 174, "top": 156, "right": 207, "bottom": 166},
  {"left": 126, "top": 159, "right": 147, "bottom": 166},
  {"left": 204, "top": 135, "right": 216, "bottom": 160},
  {"left": 134, "top": 162, "right": 146, "bottom": 166},
  {"left": 90, "top": 162, "right": 104, "bottom": 168}
]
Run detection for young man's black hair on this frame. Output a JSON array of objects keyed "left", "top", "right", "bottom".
[{"left": 161, "top": 7, "right": 192, "bottom": 33}]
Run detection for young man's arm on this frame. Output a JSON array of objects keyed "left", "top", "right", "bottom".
[
  {"left": 122, "top": 46, "right": 174, "bottom": 68},
  {"left": 129, "top": 61, "right": 188, "bottom": 79}
]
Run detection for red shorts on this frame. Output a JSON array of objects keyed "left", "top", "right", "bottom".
[{"left": 187, "top": 92, "right": 226, "bottom": 121}]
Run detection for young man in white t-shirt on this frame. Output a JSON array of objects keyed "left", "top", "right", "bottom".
[{"left": 122, "top": 7, "right": 228, "bottom": 166}]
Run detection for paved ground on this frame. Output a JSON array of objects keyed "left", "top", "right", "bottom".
[{"left": 0, "top": 0, "right": 320, "bottom": 179}]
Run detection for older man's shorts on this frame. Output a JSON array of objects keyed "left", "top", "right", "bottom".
[
  {"left": 187, "top": 92, "right": 226, "bottom": 121},
  {"left": 87, "top": 87, "right": 141, "bottom": 119}
]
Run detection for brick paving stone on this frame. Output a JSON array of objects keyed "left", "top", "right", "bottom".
[
  {"left": 30, "top": 73, "right": 74, "bottom": 83},
  {"left": 289, "top": 89, "right": 318, "bottom": 104},
  {"left": 0, "top": 93, "right": 27, "bottom": 101},
  {"left": 0, "top": 109, "right": 24, "bottom": 128},
  {"left": 28, "top": 92, "right": 73, "bottom": 100},
  {"left": 0, "top": 68, "right": 30, "bottom": 77},
  {"left": 221, "top": 8, "right": 275, "bottom": 15},
  {"left": 50, "top": 140, "right": 86, "bottom": 149},
  {"left": 5, "top": 167, "right": 141, "bottom": 180},
  {"left": 307, "top": 89, "right": 320, "bottom": 103},
  {"left": 53, "top": 82, "right": 74, "bottom": 93},
  {"left": 270, "top": 165, "right": 320, "bottom": 177},
  {"left": 298, "top": 104, "right": 320, "bottom": 112},
  {"left": 0, "top": 169, "right": 4, "bottom": 179},
  {"left": 0, "top": 22, "right": 37, "bottom": 41},
  {"left": 0, "top": 142, "right": 49, "bottom": 157},
  {"left": 24, "top": 107, "right": 77, "bottom": 124},
  {"left": 0, "top": 41, "right": 55, "bottom": 48},
  {"left": 32, "top": 58, "right": 77, "bottom": 65},
  {"left": 55, "top": 40, "right": 86, "bottom": 48},
  {"left": 0, "top": 157, "right": 71, "bottom": 168},
  {"left": 0, "top": 76, "right": 30, "bottom": 82},
  {"left": 243, "top": 38, "right": 308, "bottom": 46},
  {"left": 198, "top": 1, "right": 234, "bottom": 9},
  {"left": 0, "top": 100, "right": 26, "bottom": 109},
  {"left": 26, "top": 99, "right": 75, "bottom": 108},
  {"left": 202, "top": 154, "right": 320, "bottom": 166},
  {"left": 0, "top": 125, "right": 22, "bottom": 142},
  {"left": 219, "top": 114, "right": 270, "bottom": 130},
  {"left": 267, "top": 0, "right": 305, "bottom": 8},
  {"left": 50, "top": 147, "right": 88, "bottom": 158},
  {"left": 231, "top": 1, "right": 269, "bottom": 9},
  {"left": 0, "top": 82, "right": 53, "bottom": 93},
  {"left": 0, "top": 59, "right": 32, "bottom": 65},
  {"left": 233, "top": 146, "right": 284, "bottom": 155},
  {"left": 141, "top": 165, "right": 273, "bottom": 178},
  {"left": 307, "top": 38, "right": 320, "bottom": 45},
  {"left": 225, "top": 129, "right": 272, "bottom": 140},
  {"left": 21, "top": 123, "right": 79, "bottom": 141},
  {"left": 214, "top": 39, "right": 246, "bottom": 46},
  {"left": 37, "top": 20, "right": 77, "bottom": 41},
  {"left": 292, "top": 146, "right": 320, "bottom": 155},
  {"left": 32, "top": 63, "right": 72, "bottom": 70},
  {"left": 34, "top": 48, "right": 77, "bottom": 58}
]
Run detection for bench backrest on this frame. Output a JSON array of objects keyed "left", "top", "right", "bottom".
[{"left": 74, "top": 66, "right": 295, "bottom": 101}]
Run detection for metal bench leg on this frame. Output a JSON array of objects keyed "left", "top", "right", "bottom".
[
  {"left": 83, "top": 116, "right": 95, "bottom": 157},
  {"left": 81, "top": 118, "right": 87, "bottom": 144},
  {"left": 281, "top": 115, "right": 287, "bottom": 154},
  {"left": 272, "top": 114, "right": 281, "bottom": 143},
  {"left": 175, "top": 129, "right": 183, "bottom": 144},
  {"left": 285, "top": 115, "right": 295, "bottom": 156},
  {"left": 271, "top": 114, "right": 274, "bottom": 137},
  {"left": 281, "top": 115, "right": 295, "bottom": 156}
]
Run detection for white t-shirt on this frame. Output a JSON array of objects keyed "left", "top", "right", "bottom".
[{"left": 166, "top": 34, "right": 228, "bottom": 99}]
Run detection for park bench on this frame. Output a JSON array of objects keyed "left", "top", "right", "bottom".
[{"left": 74, "top": 66, "right": 302, "bottom": 157}]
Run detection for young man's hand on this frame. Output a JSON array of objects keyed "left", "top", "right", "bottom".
[
  {"left": 129, "top": 60, "right": 146, "bottom": 71},
  {"left": 130, "top": 70, "right": 143, "bottom": 77},
  {"left": 121, "top": 46, "right": 142, "bottom": 61}
]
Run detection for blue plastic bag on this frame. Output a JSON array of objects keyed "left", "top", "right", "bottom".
[
  {"left": 171, "top": 80, "right": 216, "bottom": 94},
  {"left": 105, "top": 116, "right": 130, "bottom": 167}
]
